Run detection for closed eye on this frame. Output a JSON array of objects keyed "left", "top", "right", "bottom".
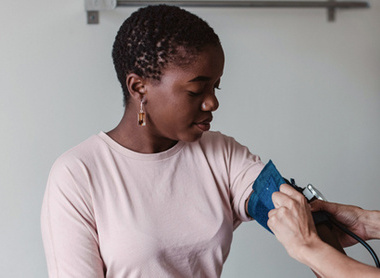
[{"left": 187, "top": 91, "right": 201, "bottom": 97}]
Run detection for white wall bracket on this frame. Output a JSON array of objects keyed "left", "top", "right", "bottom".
[
  {"left": 85, "top": 0, "right": 369, "bottom": 24},
  {"left": 85, "top": 0, "right": 117, "bottom": 24}
]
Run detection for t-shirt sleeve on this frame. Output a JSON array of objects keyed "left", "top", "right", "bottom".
[
  {"left": 223, "top": 135, "right": 264, "bottom": 226},
  {"left": 41, "top": 156, "right": 105, "bottom": 277}
]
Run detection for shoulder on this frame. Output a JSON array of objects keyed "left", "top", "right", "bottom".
[
  {"left": 197, "top": 131, "right": 248, "bottom": 152},
  {"left": 188, "top": 131, "right": 257, "bottom": 163},
  {"left": 47, "top": 134, "right": 106, "bottom": 189},
  {"left": 198, "top": 131, "right": 262, "bottom": 164},
  {"left": 51, "top": 134, "right": 104, "bottom": 170},
  {"left": 199, "top": 130, "right": 237, "bottom": 145},
  {"left": 43, "top": 136, "right": 101, "bottom": 230}
]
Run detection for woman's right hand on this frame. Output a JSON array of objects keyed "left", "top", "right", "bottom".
[{"left": 310, "top": 200, "right": 369, "bottom": 247}]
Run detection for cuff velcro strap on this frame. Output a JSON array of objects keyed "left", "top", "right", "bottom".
[{"left": 247, "top": 160, "right": 285, "bottom": 233}]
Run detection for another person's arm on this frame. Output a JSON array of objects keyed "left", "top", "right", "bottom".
[
  {"left": 311, "top": 199, "right": 380, "bottom": 246},
  {"left": 268, "top": 184, "right": 380, "bottom": 278}
]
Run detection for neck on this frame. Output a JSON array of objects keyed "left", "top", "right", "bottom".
[{"left": 107, "top": 109, "right": 178, "bottom": 154}]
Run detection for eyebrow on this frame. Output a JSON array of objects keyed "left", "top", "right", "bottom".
[{"left": 188, "top": 76, "right": 212, "bottom": 82}]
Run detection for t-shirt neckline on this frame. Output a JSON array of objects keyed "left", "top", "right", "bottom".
[{"left": 97, "top": 131, "right": 185, "bottom": 161}]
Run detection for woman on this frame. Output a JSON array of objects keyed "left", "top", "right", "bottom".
[{"left": 41, "top": 5, "right": 264, "bottom": 277}]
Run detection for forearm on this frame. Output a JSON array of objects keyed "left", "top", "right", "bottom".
[
  {"left": 311, "top": 223, "right": 345, "bottom": 278},
  {"left": 315, "top": 223, "right": 345, "bottom": 253},
  {"left": 298, "top": 236, "right": 380, "bottom": 278}
]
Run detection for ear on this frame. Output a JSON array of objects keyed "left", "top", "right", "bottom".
[{"left": 126, "top": 73, "right": 146, "bottom": 101}]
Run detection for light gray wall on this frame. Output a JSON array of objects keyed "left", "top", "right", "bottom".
[{"left": 1, "top": 1, "right": 379, "bottom": 277}]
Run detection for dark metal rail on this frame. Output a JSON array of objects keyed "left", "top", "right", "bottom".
[
  {"left": 86, "top": 1, "right": 370, "bottom": 24},
  {"left": 116, "top": 1, "right": 369, "bottom": 9}
]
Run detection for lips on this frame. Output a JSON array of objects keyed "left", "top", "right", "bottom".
[{"left": 195, "top": 116, "right": 213, "bottom": 132}]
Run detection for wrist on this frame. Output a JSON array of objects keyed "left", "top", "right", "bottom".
[
  {"left": 363, "top": 210, "right": 380, "bottom": 240},
  {"left": 290, "top": 233, "right": 323, "bottom": 265},
  {"left": 295, "top": 235, "right": 336, "bottom": 277}
]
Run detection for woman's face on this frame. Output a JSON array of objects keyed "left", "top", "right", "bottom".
[{"left": 144, "top": 45, "right": 224, "bottom": 143}]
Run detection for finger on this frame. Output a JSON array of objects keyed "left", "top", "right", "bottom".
[
  {"left": 279, "top": 183, "right": 297, "bottom": 194},
  {"left": 267, "top": 207, "right": 295, "bottom": 235},
  {"left": 268, "top": 206, "right": 292, "bottom": 222},
  {"left": 271, "top": 191, "right": 292, "bottom": 208},
  {"left": 310, "top": 199, "right": 338, "bottom": 213},
  {"left": 310, "top": 199, "right": 325, "bottom": 211},
  {"left": 268, "top": 207, "right": 277, "bottom": 218},
  {"left": 279, "top": 183, "right": 305, "bottom": 201},
  {"left": 278, "top": 184, "right": 308, "bottom": 209},
  {"left": 267, "top": 207, "right": 286, "bottom": 229},
  {"left": 267, "top": 212, "right": 279, "bottom": 231},
  {"left": 272, "top": 190, "right": 306, "bottom": 211}
]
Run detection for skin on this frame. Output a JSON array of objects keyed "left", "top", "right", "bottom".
[
  {"left": 107, "top": 45, "right": 224, "bottom": 153},
  {"left": 107, "top": 41, "right": 380, "bottom": 276},
  {"left": 268, "top": 184, "right": 380, "bottom": 277},
  {"left": 311, "top": 199, "right": 380, "bottom": 246}
]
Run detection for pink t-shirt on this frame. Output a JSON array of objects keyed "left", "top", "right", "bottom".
[{"left": 41, "top": 131, "right": 264, "bottom": 277}]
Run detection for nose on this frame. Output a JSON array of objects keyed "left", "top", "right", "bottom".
[{"left": 201, "top": 93, "right": 219, "bottom": 112}]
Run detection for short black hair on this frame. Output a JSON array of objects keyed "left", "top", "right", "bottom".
[{"left": 112, "top": 4, "right": 221, "bottom": 105}]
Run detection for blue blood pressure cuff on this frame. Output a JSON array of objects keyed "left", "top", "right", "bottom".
[{"left": 247, "top": 160, "right": 285, "bottom": 233}]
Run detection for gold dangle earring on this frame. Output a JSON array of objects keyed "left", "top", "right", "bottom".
[{"left": 138, "top": 98, "right": 146, "bottom": 126}]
